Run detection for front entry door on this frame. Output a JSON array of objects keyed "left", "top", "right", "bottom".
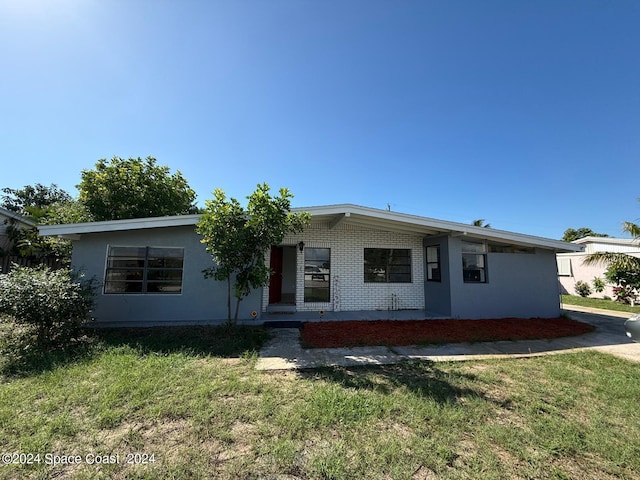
[{"left": 269, "top": 246, "right": 283, "bottom": 304}]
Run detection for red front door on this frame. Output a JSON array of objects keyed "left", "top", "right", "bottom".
[{"left": 268, "top": 246, "right": 283, "bottom": 304}]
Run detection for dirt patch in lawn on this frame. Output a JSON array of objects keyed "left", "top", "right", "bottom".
[{"left": 301, "top": 317, "right": 595, "bottom": 348}]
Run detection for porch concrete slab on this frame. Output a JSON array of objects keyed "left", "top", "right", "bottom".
[
  {"left": 263, "top": 309, "right": 447, "bottom": 323},
  {"left": 256, "top": 307, "right": 640, "bottom": 371},
  {"left": 255, "top": 328, "right": 404, "bottom": 370}
]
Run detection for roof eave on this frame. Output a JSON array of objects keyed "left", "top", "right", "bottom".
[
  {"left": 295, "top": 204, "right": 581, "bottom": 252},
  {"left": 0, "top": 206, "right": 37, "bottom": 227},
  {"left": 37, "top": 203, "right": 581, "bottom": 252},
  {"left": 38, "top": 214, "right": 202, "bottom": 237}
]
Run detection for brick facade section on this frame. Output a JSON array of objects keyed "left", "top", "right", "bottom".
[{"left": 262, "top": 222, "right": 425, "bottom": 312}]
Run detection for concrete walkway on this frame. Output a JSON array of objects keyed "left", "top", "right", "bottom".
[{"left": 256, "top": 306, "right": 640, "bottom": 370}]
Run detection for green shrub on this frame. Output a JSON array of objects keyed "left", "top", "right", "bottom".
[
  {"left": 0, "top": 266, "right": 96, "bottom": 360},
  {"left": 612, "top": 285, "right": 638, "bottom": 305},
  {"left": 0, "top": 316, "right": 40, "bottom": 367},
  {"left": 574, "top": 280, "right": 592, "bottom": 297},
  {"left": 592, "top": 277, "right": 606, "bottom": 294}
]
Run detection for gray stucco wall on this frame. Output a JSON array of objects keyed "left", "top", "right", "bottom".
[
  {"left": 71, "top": 226, "right": 263, "bottom": 326},
  {"left": 447, "top": 237, "right": 560, "bottom": 319}
]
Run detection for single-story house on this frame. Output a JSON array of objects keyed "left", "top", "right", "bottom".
[
  {"left": 557, "top": 236, "right": 640, "bottom": 298},
  {"left": 39, "top": 204, "right": 581, "bottom": 326}
]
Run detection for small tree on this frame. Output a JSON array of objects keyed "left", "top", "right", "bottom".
[
  {"left": 604, "top": 262, "right": 640, "bottom": 305},
  {"left": 197, "top": 184, "right": 310, "bottom": 323}
]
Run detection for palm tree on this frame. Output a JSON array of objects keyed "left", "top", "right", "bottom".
[
  {"left": 583, "top": 221, "right": 640, "bottom": 269},
  {"left": 472, "top": 219, "right": 491, "bottom": 228}
]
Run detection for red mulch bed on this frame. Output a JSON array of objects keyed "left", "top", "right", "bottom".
[{"left": 301, "top": 318, "right": 595, "bottom": 348}]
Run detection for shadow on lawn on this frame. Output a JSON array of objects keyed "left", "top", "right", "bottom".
[
  {"left": 93, "top": 325, "right": 270, "bottom": 357},
  {"left": 302, "top": 361, "right": 491, "bottom": 406},
  {"left": 1, "top": 325, "right": 270, "bottom": 379}
]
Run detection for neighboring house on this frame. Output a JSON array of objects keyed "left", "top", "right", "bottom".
[
  {"left": 39, "top": 204, "right": 580, "bottom": 327},
  {"left": 0, "top": 207, "right": 36, "bottom": 273},
  {"left": 0, "top": 206, "right": 36, "bottom": 256},
  {"left": 557, "top": 236, "right": 640, "bottom": 298}
]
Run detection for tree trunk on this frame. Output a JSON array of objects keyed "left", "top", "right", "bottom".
[
  {"left": 226, "top": 274, "right": 232, "bottom": 321},
  {"left": 234, "top": 297, "right": 242, "bottom": 323}
]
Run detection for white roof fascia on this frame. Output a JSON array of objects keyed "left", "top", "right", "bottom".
[
  {"left": 295, "top": 204, "right": 582, "bottom": 252},
  {"left": 38, "top": 214, "right": 202, "bottom": 237},
  {"left": 0, "top": 206, "right": 37, "bottom": 227},
  {"left": 573, "top": 236, "right": 638, "bottom": 246},
  {"left": 37, "top": 203, "right": 581, "bottom": 252}
]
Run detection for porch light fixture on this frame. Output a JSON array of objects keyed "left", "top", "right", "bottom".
[{"left": 298, "top": 241, "right": 305, "bottom": 252}]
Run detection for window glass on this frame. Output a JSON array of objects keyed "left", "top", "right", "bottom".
[
  {"left": 461, "top": 242, "right": 486, "bottom": 254},
  {"left": 488, "top": 244, "right": 535, "bottom": 254},
  {"left": 304, "top": 248, "right": 330, "bottom": 302},
  {"left": 364, "top": 248, "right": 412, "bottom": 283},
  {"left": 462, "top": 242, "right": 487, "bottom": 283},
  {"left": 104, "top": 246, "right": 184, "bottom": 294},
  {"left": 426, "top": 245, "right": 441, "bottom": 282}
]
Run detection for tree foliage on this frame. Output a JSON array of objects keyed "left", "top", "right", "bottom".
[
  {"left": 1, "top": 184, "right": 92, "bottom": 261},
  {"left": 9, "top": 200, "right": 95, "bottom": 260},
  {"left": 604, "top": 263, "right": 640, "bottom": 304},
  {"left": 78, "top": 156, "right": 197, "bottom": 221},
  {"left": 197, "top": 184, "right": 310, "bottom": 322},
  {"left": 562, "top": 227, "right": 609, "bottom": 242},
  {"left": 472, "top": 219, "right": 491, "bottom": 228},
  {"left": 1, "top": 183, "right": 72, "bottom": 217}
]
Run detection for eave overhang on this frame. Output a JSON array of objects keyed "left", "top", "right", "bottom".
[{"left": 38, "top": 204, "right": 581, "bottom": 253}]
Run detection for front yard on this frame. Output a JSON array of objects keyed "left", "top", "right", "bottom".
[{"left": 1, "top": 327, "right": 639, "bottom": 479}]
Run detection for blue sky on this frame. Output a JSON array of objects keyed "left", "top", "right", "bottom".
[{"left": 1, "top": 0, "right": 638, "bottom": 240}]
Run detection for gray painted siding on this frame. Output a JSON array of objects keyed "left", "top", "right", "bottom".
[
  {"left": 70, "top": 224, "right": 562, "bottom": 325},
  {"left": 447, "top": 237, "right": 560, "bottom": 319},
  {"left": 71, "top": 226, "right": 262, "bottom": 326}
]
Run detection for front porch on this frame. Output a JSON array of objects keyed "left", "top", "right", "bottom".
[{"left": 263, "top": 308, "right": 448, "bottom": 326}]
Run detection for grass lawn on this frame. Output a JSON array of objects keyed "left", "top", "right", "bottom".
[
  {"left": 1, "top": 327, "right": 640, "bottom": 479},
  {"left": 562, "top": 294, "right": 640, "bottom": 314}
]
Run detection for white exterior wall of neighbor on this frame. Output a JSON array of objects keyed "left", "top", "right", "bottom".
[
  {"left": 261, "top": 222, "right": 426, "bottom": 313},
  {"left": 557, "top": 237, "right": 640, "bottom": 299},
  {"left": 582, "top": 241, "right": 640, "bottom": 254},
  {"left": 558, "top": 252, "right": 640, "bottom": 298}
]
